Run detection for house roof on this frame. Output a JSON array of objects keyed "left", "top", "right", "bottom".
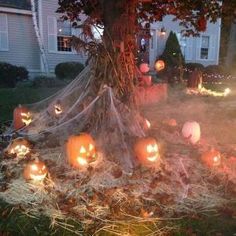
[{"left": 0, "top": 0, "right": 31, "bottom": 10}]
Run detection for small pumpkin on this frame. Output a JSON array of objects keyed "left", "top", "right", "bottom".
[
  {"left": 201, "top": 149, "right": 221, "bottom": 168},
  {"left": 139, "top": 63, "right": 150, "bottom": 74},
  {"left": 182, "top": 121, "right": 201, "bottom": 144},
  {"left": 5, "top": 137, "right": 31, "bottom": 158},
  {"left": 66, "top": 133, "right": 97, "bottom": 168},
  {"left": 23, "top": 160, "right": 48, "bottom": 181},
  {"left": 13, "top": 105, "right": 32, "bottom": 130},
  {"left": 155, "top": 60, "right": 165, "bottom": 72},
  {"left": 134, "top": 137, "right": 160, "bottom": 166}
]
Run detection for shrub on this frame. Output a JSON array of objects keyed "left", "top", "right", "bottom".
[
  {"left": 204, "top": 65, "right": 223, "bottom": 75},
  {"left": 0, "top": 62, "right": 28, "bottom": 88},
  {"left": 32, "top": 76, "right": 67, "bottom": 88},
  {"left": 55, "top": 62, "right": 85, "bottom": 80},
  {"left": 185, "top": 63, "right": 205, "bottom": 72}
]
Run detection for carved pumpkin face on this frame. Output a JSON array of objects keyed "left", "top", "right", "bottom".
[
  {"left": 134, "top": 137, "right": 160, "bottom": 166},
  {"left": 66, "top": 134, "right": 97, "bottom": 168},
  {"left": 201, "top": 149, "right": 221, "bottom": 168},
  {"left": 182, "top": 121, "right": 201, "bottom": 144},
  {"left": 155, "top": 60, "right": 165, "bottom": 72},
  {"left": 54, "top": 104, "right": 63, "bottom": 115},
  {"left": 6, "top": 138, "right": 31, "bottom": 158},
  {"left": 13, "top": 105, "right": 32, "bottom": 130},
  {"left": 23, "top": 160, "right": 48, "bottom": 181}
]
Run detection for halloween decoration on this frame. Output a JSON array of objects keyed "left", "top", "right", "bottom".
[
  {"left": 164, "top": 118, "right": 177, "bottom": 127},
  {"left": 134, "top": 137, "right": 160, "bottom": 166},
  {"left": 201, "top": 149, "right": 221, "bottom": 168},
  {"left": 13, "top": 105, "right": 32, "bottom": 130},
  {"left": 182, "top": 121, "right": 201, "bottom": 144},
  {"left": 155, "top": 60, "right": 165, "bottom": 72},
  {"left": 139, "top": 63, "right": 150, "bottom": 74},
  {"left": 145, "top": 119, "right": 151, "bottom": 129},
  {"left": 23, "top": 160, "right": 48, "bottom": 181},
  {"left": 54, "top": 104, "right": 63, "bottom": 115},
  {"left": 66, "top": 133, "right": 97, "bottom": 168},
  {"left": 5, "top": 138, "right": 31, "bottom": 158}
]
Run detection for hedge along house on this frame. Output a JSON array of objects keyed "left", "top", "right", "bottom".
[
  {"left": 0, "top": 0, "right": 86, "bottom": 77},
  {"left": 147, "top": 15, "right": 221, "bottom": 68}
]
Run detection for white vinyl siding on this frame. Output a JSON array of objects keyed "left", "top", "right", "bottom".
[
  {"left": 0, "top": 14, "right": 9, "bottom": 51},
  {"left": 47, "top": 16, "right": 57, "bottom": 52},
  {"left": 209, "top": 34, "right": 216, "bottom": 61}
]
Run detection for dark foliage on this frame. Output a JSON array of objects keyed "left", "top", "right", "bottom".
[{"left": 32, "top": 76, "right": 67, "bottom": 88}]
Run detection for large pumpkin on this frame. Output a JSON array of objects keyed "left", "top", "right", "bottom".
[
  {"left": 182, "top": 121, "right": 201, "bottom": 144},
  {"left": 66, "top": 134, "right": 97, "bottom": 168},
  {"left": 23, "top": 160, "right": 48, "bottom": 181},
  {"left": 201, "top": 149, "right": 221, "bottom": 168},
  {"left": 13, "top": 105, "right": 32, "bottom": 130},
  {"left": 155, "top": 60, "right": 165, "bottom": 72},
  {"left": 134, "top": 137, "right": 160, "bottom": 166}
]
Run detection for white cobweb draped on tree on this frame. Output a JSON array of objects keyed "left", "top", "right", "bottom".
[{"left": 16, "top": 65, "right": 146, "bottom": 173}]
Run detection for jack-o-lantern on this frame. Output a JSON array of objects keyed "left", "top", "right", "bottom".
[
  {"left": 5, "top": 137, "right": 31, "bottom": 158},
  {"left": 201, "top": 149, "right": 221, "bottom": 168},
  {"left": 66, "top": 133, "right": 97, "bottom": 168},
  {"left": 139, "top": 63, "right": 150, "bottom": 74},
  {"left": 23, "top": 160, "right": 48, "bottom": 181},
  {"left": 155, "top": 60, "right": 165, "bottom": 72},
  {"left": 134, "top": 137, "right": 160, "bottom": 166},
  {"left": 13, "top": 105, "right": 32, "bottom": 130},
  {"left": 54, "top": 104, "right": 63, "bottom": 115},
  {"left": 182, "top": 121, "right": 201, "bottom": 144}
]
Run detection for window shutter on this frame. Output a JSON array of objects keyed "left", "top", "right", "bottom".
[
  {"left": 185, "top": 36, "right": 193, "bottom": 60},
  {"left": 47, "top": 16, "right": 57, "bottom": 52},
  {"left": 209, "top": 35, "right": 216, "bottom": 61},
  {"left": 0, "top": 14, "right": 8, "bottom": 51}
]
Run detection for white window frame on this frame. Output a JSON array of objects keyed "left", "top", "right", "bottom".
[
  {"left": 198, "top": 35, "right": 210, "bottom": 61},
  {"left": 0, "top": 13, "right": 9, "bottom": 51}
]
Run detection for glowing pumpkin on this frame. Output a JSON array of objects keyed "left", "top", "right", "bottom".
[
  {"left": 134, "top": 137, "right": 160, "bottom": 166},
  {"left": 54, "top": 104, "right": 63, "bottom": 115},
  {"left": 66, "top": 134, "right": 97, "bottom": 168},
  {"left": 5, "top": 137, "right": 31, "bottom": 158},
  {"left": 13, "top": 105, "right": 32, "bottom": 130},
  {"left": 139, "top": 63, "right": 150, "bottom": 74},
  {"left": 155, "top": 60, "right": 165, "bottom": 72},
  {"left": 23, "top": 160, "right": 48, "bottom": 181},
  {"left": 182, "top": 121, "right": 201, "bottom": 144},
  {"left": 201, "top": 149, "right": 221, "bottom": 168}
]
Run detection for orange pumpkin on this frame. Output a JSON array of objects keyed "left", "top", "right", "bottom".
[
  {"left": 201, "top": 149, "right": 221, "bottom": 168},
  {"left": 155, "top": 60, "right": 165, "bottom": 72},
  {"left": 134, "top": 137, "right": 160, "bottom": 166},
  {"left": 66, "top": 134, "right": 97, "bottom": 168},
  {"left": 13, "top": 105, "right": 32, "bottom": 130},
  {"left": 23, "top": 160, "right": 48, "bottom": 181}
]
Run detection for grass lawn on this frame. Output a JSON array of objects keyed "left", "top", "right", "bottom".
[{"left": 0, "top": 82, "right": 236, "bottom": 235}]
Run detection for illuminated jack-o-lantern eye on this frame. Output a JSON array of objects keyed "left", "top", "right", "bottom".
[
  {"left": 23, "top": 160, "right": 48, "bottom": 181},
  {"left": 13, "top": 105, "right": 32, "bottom": 130},
  {"left": 134, "top": 137, "right": 160, "bottom": 166},
  {"left": 66, "top": 133, "right": 97, "bottom": 168},
  {"left": 6, "top": 138, "right": 31, "bottom": 158},
  {"left": 155, "top": 60, "right": 165, "bottom": 72},
  {"left": 54, "top": 104, "right": 63, "bottom": 115},
  {"left": 201, "top": 149, "right": 221, "bottom": 168}
]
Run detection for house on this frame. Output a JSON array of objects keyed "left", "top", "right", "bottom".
[
  {"left": 147, "top": 15, "right": 221, "bottom": 68},
  {"left": 0, "top": 1, "right": 221, "bottom": 76},
  {"left": 0, "top": 0, "right": 86, "bottom": 76}
]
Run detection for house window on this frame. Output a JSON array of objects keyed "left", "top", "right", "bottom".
[
  {"left": 0, "top": 14, "right": 8, "bottom": 51},
  {"left": 57, "top": 20, "right": 72, "bottom": 52},
  {"left": 200, "top": 36, "right": 210, "bottom": 59},
  {"left": 177, "top": 33, "right": 187, "bottom": 56}
]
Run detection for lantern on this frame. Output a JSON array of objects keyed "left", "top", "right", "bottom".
[
  {"left": 13, "top": 105, "right": 32, "bottom": 130},
  {"left": 155, "top": 60, "right": 165, "bottom": 72},
  {"left": 66, "top": 133, "right": 97, "bottom": 168},
  {"left": 201, "top": 149, "right": 221, "bottom": 168},
  {"left": 134, "top": 137, "right": 160, "bottom": 166},
  {"left": 139, "top": 63, "right": 150, "bottom": 74},
  {"left": 5, "top": 138, "right": 31, "bottom": 158},
  {"left": 182, "top": 121, "right": 201, "bottom": 144},
  {"left": 23, "top": 160, "right": 48, "bottom": 181}
]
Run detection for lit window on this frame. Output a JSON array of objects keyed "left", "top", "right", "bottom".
[
  {"left": 200, "top": 36, "right": 209, "bottom": 59},
  {"left": 57, "top": 20, "right": 72, "bottom": 52}
]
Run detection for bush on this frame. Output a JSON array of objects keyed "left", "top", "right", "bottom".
[
  {"left": 204, "top": 65, "right": 223, "bottom": 75},
  {"left": 55, "top": 62, "right": 85, "bottom": 80},
  {"left": 0, "top": 62, "right": 28, "bottom": 87},
  {"left": 32, "top": 76, "right": 67, "bottom": 88},
  {"left": 185, "top": 63, "right": 205, "bottom": 72}
]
